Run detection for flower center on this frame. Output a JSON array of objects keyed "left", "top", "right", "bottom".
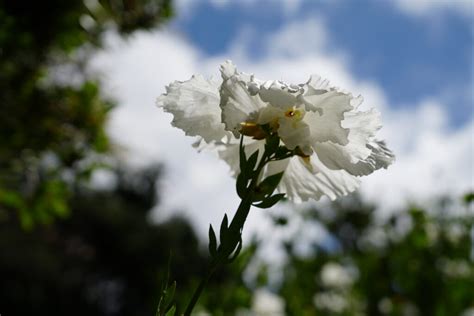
[
  {"left": 284, "top": 107, "right": 303, "bottom": 121},
  {"left": 285, "top": 110, "right": 295, "bottom": 117}
]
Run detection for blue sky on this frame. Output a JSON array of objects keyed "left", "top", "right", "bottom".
[{"left": 174, "top": 0, "right": 473, "bottom": 126}]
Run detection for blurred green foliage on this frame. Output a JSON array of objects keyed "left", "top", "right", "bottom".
[
  {"left": 3, "top": 179, "right": 470, "bottom": 316},
  {"left": 0, "top": 0, "right": 172, "bottom": 228},
  {"left": 270, "top": 195, "right": 474, "bottom": 316},
  {"left": 0, "top": 166, "right": 186, "bottom": 314},
  {"left": 0, "top": 165, "right": 253, "bottom": 315}
]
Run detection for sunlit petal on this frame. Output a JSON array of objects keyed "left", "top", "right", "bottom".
[{"left": 157, "top": 75, "right": 230, "bottom": 143}]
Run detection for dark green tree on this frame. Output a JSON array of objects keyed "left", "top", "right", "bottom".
[
  {"left": 0, "top": 0, "right": 172, "bottom": 228},
  {"left": 0, "top": 164, "right": 255, "bottom": 316},
  {"left": 0, "top": 3, "right": 254, "bottom": 315}
]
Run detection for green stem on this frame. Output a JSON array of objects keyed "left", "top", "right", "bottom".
[
  {"left": 183, "top": 263, "right": 217, "bottom": 316},
  {"left": 183, "top": 151, "right": 269, "bottom": 316}
]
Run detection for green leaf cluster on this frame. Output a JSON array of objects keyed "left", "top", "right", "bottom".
[{"left": 211, "top": 134, "right": 291, "bottom": 267}]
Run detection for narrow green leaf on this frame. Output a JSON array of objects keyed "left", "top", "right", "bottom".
[
  {"left": 256, "top": 172, "right": 284, "bottom": 198},
  {"left": 239, "top": 135, "right": 246, "bottom": 171},
  {"left": 253, "top": 193, "right": 286, "bottom": 209},
  {"left": 164, "top": 305, "right": 176, "bottom": 316},
  {"left": 208, "top": 225, "right": 217, "bottom": 257},
  {"left": 275, "top": 146, "right": 291, "bottom": 160},
  {"left": 246, "top": 150, "right": 259, "bottom": 174},
  {"left": 157, "top": 255, "right": 176, "bottom": 316},
  {"left": 220, "top": 214, "right": 229, "bottom": 244},
  {"left": 163, "top": 281, "right": 176, "bottom": 310},
  {"left": 226, "top": 236, "right": 243, "bottom": 263},
  {"left": 156, "top": 296, "right": 163, "bottom": 316},
  {"left": 236, "top": 149, "right": 259, "bottom": 198},
  {"left": 237, "top": 137, "right": 260, "bottom": 199},
  {"left": 236, "top": 172, "right": 248, "bottom": 199}
]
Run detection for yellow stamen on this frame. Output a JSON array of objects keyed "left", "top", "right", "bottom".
[{"left": 239, "top": 122, "right": 267, "bottom": 140}]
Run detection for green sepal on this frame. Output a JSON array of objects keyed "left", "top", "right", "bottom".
[
  {"left": 253, "top": 193, "right": 286, "bottom": 209},
  {"left": 208, "top": 224, "right": 217, "bottom": 257},
  {"left": 275, "top": 146, "right": 292, "bottom": 160}
]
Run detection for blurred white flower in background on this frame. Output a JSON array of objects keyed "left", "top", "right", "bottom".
[
  {"left": 313, "top": 291, "right": 348, "bottom": 313},
  {"left": 250, "top": 288, "right": 285, "bottom": 316},
  {"left": 157, "top": 61, "right": 394, "bottom": 202},
  {"left": 320, "top": 262, "right": 357, "bottom": 289}
]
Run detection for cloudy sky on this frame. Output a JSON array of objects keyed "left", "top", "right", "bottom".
[{"left": 92, "top": 0, "right": 473, "bottom": 239}]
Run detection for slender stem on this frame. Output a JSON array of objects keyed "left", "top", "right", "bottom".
[
  {"left": 183, "top": 263, "right": 217, "bottom": 316},
  {"left": 183, "top": 150, "right": 269, "bottom": 316}
]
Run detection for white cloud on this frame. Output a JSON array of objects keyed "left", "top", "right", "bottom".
[
  {"left": 393, "top": 0, "right": 473, "bottom": 18},
  {"left": 91, "top": 15, "right": 473, "bottom": 243},
  {"left": 361, "top": 101, "right": 474, "bottom": 215},
  {"left": 174, "top": 0, "right": 306, "bottom": 19},
  {"left": 264, "top": 18, "right": 328, "bottom": 56}
]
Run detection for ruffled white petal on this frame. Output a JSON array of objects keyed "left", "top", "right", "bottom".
[
  {"left": 302, "top": 92, "right": 355, "bottom": 145},
  {"left": 340, "top": 108, "right": 382, "bottom": 161},
  {"left": 258, "top": 80, "right": 298, "bottom": 109},
  {"left": 313, "top": 108, "right": 388, "bottom": 174},
  {"left": 256, "top": 106, "right": 282, "bottom": 125},
  {"left": 366, "top": 140, "right": 395, "bottom": 169},
  {"left": 306, "top": 74, "right": 332, "bottom": 91},
  {"left": 265, "top": 156, "right": 360, "bottom": 202},
  {"left": 220, "top": 61, "right": 267, "bottom": 136},
  {"left": 157, "top": 75, "right": 230, "bottom": 143},
  {"left": 314, "top": 139, "right": 394, "bottom": 176}
]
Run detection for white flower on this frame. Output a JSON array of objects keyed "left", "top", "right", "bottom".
[
  {"left": 320, "top": 262, "right": 357, "bottom": 288},
  {"left": 251, "top": 288, "right": 285, "bottom": 316},
  {"left": 157, "top": 61, "right": 394, "bottom": 202},
  {"left": 313, "top": 292, "right": 348, "bottom": 313}
]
